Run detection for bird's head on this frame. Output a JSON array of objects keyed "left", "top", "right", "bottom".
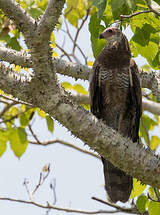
[
  {"left": 99, "top": 27, "right": 130, "bottom": 52},
  {"left": 99, "top": 27, "right": 122, "bottom": 40}
]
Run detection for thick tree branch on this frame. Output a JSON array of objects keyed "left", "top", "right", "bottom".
[
  {"left": 140, "top": 70, "right": 160, "bottom": 102},
  {"left": 37, "top": 0, "right": 65, "bottom": 42},
  {"left": 0, "top": 64, "right": 30, "bottom": 101},
  {"left": 0, "top": 0, "right": 35, "bottom": 37},
  {"left": 143, "top": 99, "right": 160, "bottom": 115},
  {"left": 1, "top": 60, "right": 160, "bottom": 188},
  {"left": 0, "top": 197, "right": 119, "bottom": 214},
  {"left": 1, "top": 48, "right": 160, "bottom": 114},
  {"left": 0, "top": 47, "right": 31, "bottom": 67}
]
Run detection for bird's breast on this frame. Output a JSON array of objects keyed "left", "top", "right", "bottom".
[{"left": 99, "top": 68, "right": 130, "bottom": 107}]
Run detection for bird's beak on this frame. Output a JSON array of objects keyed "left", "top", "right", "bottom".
[{"left": 99, "top": 33, "right": 104, "bottom": 39}]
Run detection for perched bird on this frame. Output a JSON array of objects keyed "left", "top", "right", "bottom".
[{"left": 89, "top": 27, "right": 142, "bottom": 203}]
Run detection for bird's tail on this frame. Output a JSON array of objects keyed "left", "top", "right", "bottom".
[{"left": 101, "top": 157, "right": 133, "bottom": 203}]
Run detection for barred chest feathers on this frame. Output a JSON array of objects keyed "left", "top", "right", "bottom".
[{"left": 99, "top": 67, "right": 131, "bottom": 107}]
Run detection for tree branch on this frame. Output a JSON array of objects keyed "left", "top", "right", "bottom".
[
  {"left": 145, "top": 0, "right": 160, "bottom": 16},
  {"left": 0, "top": 0, "right": 35, "bottom": 37},
  {"left": 37, "top": 0, "right": 65, "bottom": 43},
  {"left": 0, "top": 63, "right": 30, "bottom": 102},
  {"left": 29, "top": 139, "right": 100, "bottom": 159},
  {"left": 92, "top": 197, "right": 139, "bottom": 214},
  {"left": 140, "top": 70, "right": 160, "bottom": 102},
  {"left": 1, "top": 48, "right": 160, "bottom": 114},
  {"left": 0, "top": 47, "right": 32, "bottom": 68},
  {"left": 0, "top": 197, "right": 119, "bottom": 214},
  {"left": 142, "top": 99, "right": 160, "bottom": 115},
  {"left": 120, "top": 10, "right": 151, "bottom": 19}
]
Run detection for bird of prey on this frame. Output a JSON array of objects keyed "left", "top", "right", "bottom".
[{"left": 89, "top": 27, "right": 142, "bottom": 203}]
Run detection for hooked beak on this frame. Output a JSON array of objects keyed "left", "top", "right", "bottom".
[{"left": 99, "top": 33, "right": 104, "bottom": 39}]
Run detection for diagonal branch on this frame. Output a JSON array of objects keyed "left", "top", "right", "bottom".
[
  {"left": 0, "top": 0, "right": 35, "bottom": 37},
  {"left": 145, "top": 0, "right": 160, "bottom": 16},
  {"left": 37, "top": 0, "right": 65, "bottom": 42},
  {"left": 29, "top": 139, "right": 100, "bottom": 159},
  {"left": 120, "top": 10, "right": 151, "bottom": 19}
]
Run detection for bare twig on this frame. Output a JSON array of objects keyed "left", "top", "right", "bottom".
[
  {"left": 50, "top": 178, "right": 57, "bottom": 205},
  {"left": 145, "top": 0, "right": 160, "bottom": 16},
  {"left": 73, "top": 10, "right": 90, "bottom": 53},
  {"left": 29, "top": 139, "right": 100, "bottom": 159},
  {"left": 120, "top": 10, "right": 151, "bottom": 19},
  {"left": 0, "top": 94, "right": 33, "bottom": 107},
  {"left": 32, "top": 164, "right": 51, "bottom": 197},
  {"left": 92, "top": 197, "right": 139, "bottom": 214},
  {"left": 55, "top": 43, "right": 72, "bottom": 62},
  {"left": 28, "top": 124, "right": 42, "bottom": 144},
  {"left": 23, "top": 164, "right": 51, "bottom": 200},
  {"left": 0, "top": 197, "right": 120, "bottom": 214}
]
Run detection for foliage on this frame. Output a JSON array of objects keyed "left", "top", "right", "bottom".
[{"left": 0, "top": 0, "right": 160, "bottom": 214}]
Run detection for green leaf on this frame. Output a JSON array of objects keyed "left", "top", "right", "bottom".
[
  {"left": 136, "top": 195, "right": 148, "bottom": 214},
  {"left": 130, "top": 178, "right": 146, "bottom": 199},
  {"left": 150, "top": 136, "right": 160, "bottom": 151},
  {"left": 46, "top": 115, "right": 54, "bottom": 133},
  {"left": 82, "top": 104, "right": 90, "bottom": 110},
  {"left": 73, "top": 84, "right": 88, "bottom": 95},
  {"left": 9, "top": 127, "right": 28, "bottom": 158},
  {"left": 93, "top": 0, "right": 107, "bottom": 18},
  {"left": 111, "top": 0, "right": 136, "bottom": 20},
  {"left": 132, "top": 24, "right": 156, "bottom": 46},
  {"left": 36, "top": 108, "right": 46, "bottom": 118},
  {"left": 19, "top": 109, "right": 35, "bottom": 127},
  {"left": 149, "top": 187, "right": 157, "bottom": 201},
  {"left": 29, "top": 7, "right": 43, "bottom": 18},
  {"left": 7, "top": 37, "right": 21, "bottom": 51},
  {"left": 61, "top": 82, "right": 73, "bottom": 90},
  {"left": 65, "top": 0, "right": 86, "bottom": 28},
  {"left": 0, "top": 129, "right": 8, "bottom": 157},
  {"left": 148, "top": 201, "right": 160, "bottom": 215},
  {"left": 89, "top": 13, "right": 106, "bottom": 57}
]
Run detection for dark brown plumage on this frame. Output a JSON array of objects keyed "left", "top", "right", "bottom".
[{"left": 89, "top": 27, "right": 142, "bottom": 203}]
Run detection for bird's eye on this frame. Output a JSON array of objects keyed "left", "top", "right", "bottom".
[{"left": 108, "top": 29, "right": 113, "bottom": 33}]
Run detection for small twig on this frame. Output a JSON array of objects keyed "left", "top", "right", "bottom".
[
  {"left": 28, "top": 124, "right": 42, "bottom": 144},
  {"left": 120, "top": 10, "right": 151, "bottom": 19},
  {"left": 23, "top": 179, "right": 30, "bottom": 197},
  {"left": 72, "top": 8, "right": 90, "bottom": 54},
  {"left": 145, "top": 0, "right": 160, "bottom": 16},
  {"left": 92, "top": 197, "right": 139, "bottom": 214},
  {"left": 0, "top": 94, "right": 33, "bottom": 107},
  {"left": 56, "top": 43, "right": 72, "bottom": 62},
  {"left": 50, "top": 178, "right": 57, "bottom": 205},
  {"left": 0, "top": 197, "right": 120, "bottom": 214},
  {"left": 29, "top": 139, "right": 100, "bottom": 160},
  {"left": 31, "top": 164, "right": 51, "bottom": 197}
]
